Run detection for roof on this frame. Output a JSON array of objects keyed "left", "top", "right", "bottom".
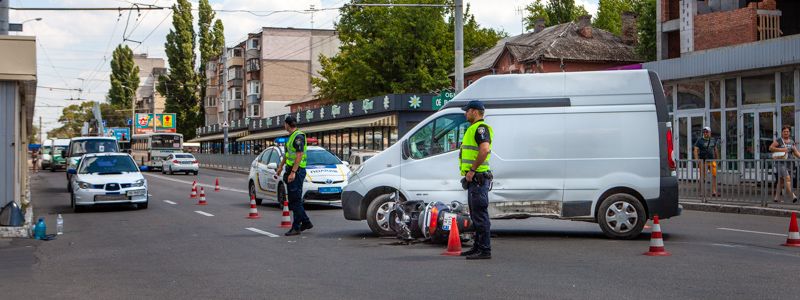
[
  {"left": 463, "top": 22, "right": 642, "bottom": 75},
  {"left": 82, "top": 152, "right": 132, "bottom": 158},
  {"left": 70, "top": 136, "right": 118, "bottom": 141}
]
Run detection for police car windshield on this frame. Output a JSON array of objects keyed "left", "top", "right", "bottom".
[
  {"left": 306, "top": 150, "right": 341, "bottom": 166},
  {"left": 79, "top": 155, "right": 138, "bottom": 174}
]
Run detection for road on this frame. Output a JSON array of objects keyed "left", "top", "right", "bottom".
[{"left": 2, "top": 169, "right": 800, "bottom": 299}]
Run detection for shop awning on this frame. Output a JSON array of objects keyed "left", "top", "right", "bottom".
[
  {"left": 188, "top": 130, "right": 248, "bottom": 142},
  {"left": 237, "top": 114, "right": 396, "bottom": 142}
]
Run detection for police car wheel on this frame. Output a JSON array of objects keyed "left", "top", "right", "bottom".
[
  {"left": 276, "top": 183, "right": 286, "bottom": 208},
  {"left": 249, "top": 181, "right": 263, "bottom": 206},
  {"left": 597, "top": 193, "right": 646, "bottom": 240},
  {"left": 366, "top": 193, "right": 396, "bottom": 236}
]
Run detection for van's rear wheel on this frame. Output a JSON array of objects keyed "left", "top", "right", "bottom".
[
  {"left": 597, "top": 193, "right": 646, "bottom": 240},
  {"left": 366, "top": 193, "right": 396, "bottom": 236}
]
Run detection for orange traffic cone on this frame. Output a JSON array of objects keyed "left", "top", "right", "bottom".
[
  {"left": 644, "top": 215, "right": 671, "bottom": 256},
  {"left": 783, "top": 212, "right": 800, "bottom": 247},
  {"left": 442, "top": 217, "right": 462, "bottom": 256},
  {"left": 280, "top": 200, "right": 292, "bottom": 228},
  {"left": 191, "top": 181, "right": 197, "bottom": 199},
  {"left": 214, "top": 178, "right": 221, "bottom": 192},
  {"left": 246, "top": 195, "right": 260, "bottom": 219},
  {"left": 197, "top": 187, "right": 207, "bottom": 205}
]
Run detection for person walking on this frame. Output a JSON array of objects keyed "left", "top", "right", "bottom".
[
  {"left": 769, "top": 125, "right": 800, "bottom": 203},
  {"left": 277, "top": 116, "right": 313, "bottom": 235},
  {"left": 459, "top": 100, "right": 494, "bottom": 260},
  {"left": 694, "top": 127, "right": 719, "bottom": 197}
]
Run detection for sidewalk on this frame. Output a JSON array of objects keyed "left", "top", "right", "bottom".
[{"left": 680, "top": 198, "right": 800, "bottom": 218}]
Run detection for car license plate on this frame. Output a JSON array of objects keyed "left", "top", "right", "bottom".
[
  {"left": 441, "top": 212, "right": 457, "bottom": 230},
  {"left": 95, "top": 194, "right": 129, "bottom": 201},
  {"left": 182, "top": 161, "right": 193, "bottom": 164},
  {"left": 126, "top": 189, "right": 146, "bottom": 196},
  {"left": 318, "top": 187, "right": 342, "bottom": 194}
]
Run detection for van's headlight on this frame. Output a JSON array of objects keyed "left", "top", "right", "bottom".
[
  {"left": 132, "top": 179, "right": 146, "bottom": 187},
  {"left": 77, "top": 181, "right": 92, "bottom": 189}
]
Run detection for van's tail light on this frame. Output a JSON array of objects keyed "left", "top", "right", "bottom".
[{"left": 666, "top": 126, "right": 675, "bottom": 170}]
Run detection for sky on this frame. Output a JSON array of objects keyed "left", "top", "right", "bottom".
[{"left": 10, "top": 0, "right": 600, "bottom": 139}]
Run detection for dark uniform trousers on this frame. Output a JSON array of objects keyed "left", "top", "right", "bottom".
[
  {"left": 468, "top": 174, "right": 491, "bottom": 252},
  {"left": 284, "top": 166, "right": 310, "bottom": 229}
]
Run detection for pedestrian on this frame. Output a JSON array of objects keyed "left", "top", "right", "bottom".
[
  {"left": 693, "top": 126, "right": 719, "bottom": 197},
  {"left": 769, "top": 125, "right": 800, "bottom": 203},
  {"left": 276, "top": 115, "right": 313, "bottom": 236},
  {"left": 459, "top": 100, "right": 493, "bottom": 260},
  {"left": 31, "top": 149, "right": 39, "bottom": 173}
]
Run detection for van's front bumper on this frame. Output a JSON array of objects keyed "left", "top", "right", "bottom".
[
  {"left": 342, "top": 191, "right": 365, "bottom": 220},
  {"left": 646, "top": 176, "right": 681, "bottom": 219}
]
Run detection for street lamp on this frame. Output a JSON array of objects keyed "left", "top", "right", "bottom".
[
  {"left": 7, "top": 17, "right": 42, "bottom": 34},
  {"left": 21, "top": 18, "right": 43, "bottom": 24}
]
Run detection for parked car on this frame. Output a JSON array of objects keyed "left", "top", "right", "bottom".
[
  {"left": 161, "top": 153, "right": 199, "bottom": 175},
  {"left": 348, "top": 150, "right": 380, "bottom": 172},
  {"left": 40, "top": 140, "right": 53, "bottom": 170},
  {"left": 248, "top": 145, "right": 351, "bottom": 206},
  {"left": 68, "top": 153, "right": 149, "bottom": 212},
  {"left": 342, "top": 70, "right": 680, "bottom": 239},
  {"left": 48, "top": 139, "right": 70, "bottom": 172},
  {"left": 65, "top": 137, "right": 120, "bottom": 192}
]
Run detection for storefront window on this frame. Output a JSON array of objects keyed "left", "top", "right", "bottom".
[
  {"left": 664, "top": 85, "right": 674, "bottom": 113},
  {"left": 782, "top": 71, "right": 795, "bottom": 104},
  {"left": 710, "top": 81, "right": 721, "bottom": 109},
  {"left": 742, "top": 74, "right": 775, "bottom": 105},
  {"left": 726, "top": 111, "right": 737, "bottom": 159},
  {"left": 711, "top": 111, "right": 721, "bottom": 141},
  {"left": 782, "top": 106, "right": 795, "bottom": 134},
  {"left": 725, "top": 78, "right": 737, "bottom": 108},
  {"left": 677, "top": 82, "right": 705, "bottom": 109},
  {"left": 390, "top": 128, "right": 398, "bottom": 145}
]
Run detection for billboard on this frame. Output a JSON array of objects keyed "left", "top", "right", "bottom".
[
  {"left": 135, "top": 113, "right": 177, "bottom": 134},
  {"left": 105, "top": 127, "right": 131, "bottom": 142}
]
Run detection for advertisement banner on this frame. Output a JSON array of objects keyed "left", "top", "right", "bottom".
[
  {"left": 135, "top": 113, "right": 177, "bottom": 134},
  {"left": 105, "top": 127, "right": 131, "bottom": 142}
]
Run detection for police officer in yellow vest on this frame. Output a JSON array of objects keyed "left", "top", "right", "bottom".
[
  {"left": 460, "top": 100, "right": 493, "bottom": 260},
  {"left": 276, "top": 116, "right": 313, "bottom": 236}
]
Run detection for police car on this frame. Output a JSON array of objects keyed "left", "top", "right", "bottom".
[{"left": 248, "top": 138, "right": 351, "bottom": 206}]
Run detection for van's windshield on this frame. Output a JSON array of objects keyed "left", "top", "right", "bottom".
[{"left": 69, "top": 139, "right": 119, "bottom": 157}]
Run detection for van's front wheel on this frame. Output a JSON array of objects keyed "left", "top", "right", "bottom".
[
  {"left": 597, "top": 193, "right": 646, "bottom": 239},
  {"left": 366, "top": 193, "right": 396, "bottom": 236}
]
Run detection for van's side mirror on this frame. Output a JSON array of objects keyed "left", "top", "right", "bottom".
[
  {"left": 267, "top": 163, "right": 277, "bottom": 170},
  {"left": 139, "top": 166, "right": 149, "bottom": 172},
  {"left": 401, "top": 140, "right": 410, "bottom": 160},
  {"left": 67, "top": 169, "right": 77, "bottom": 175}
]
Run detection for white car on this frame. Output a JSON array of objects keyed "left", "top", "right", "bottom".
[
  {"left": 161, "top": 153, "right": 199, "bottom": 175},
  {"left": 347, "top": 150, "right": 380, "bottom": 172},
  {"left": 68, "top": 153, "right": 149, "bottom": 212},
  {"left": 248, "top": 145, "right": 351, "bottom": 206}
]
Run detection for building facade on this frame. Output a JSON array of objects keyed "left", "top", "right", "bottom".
[
  {"left": 133, "top": 54, "right": 167, "bottom": 116},
  {"left": 645, "top": 0, "right": 800, "bottom": 162}
]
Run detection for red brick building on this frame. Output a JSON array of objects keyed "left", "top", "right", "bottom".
[{"left": 461, "top": 15, "right": 643, "bottom": 86}]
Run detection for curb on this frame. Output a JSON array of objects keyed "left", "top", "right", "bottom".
[
  {"left": 680, "top": 201, "right": 799, "bottom": 218},
  {"left": 199, "top": 164, "right": 249, "bottom": 175}
]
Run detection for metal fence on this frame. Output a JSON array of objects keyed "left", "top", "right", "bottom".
[
  {"left": 677, "top": 159, "right": 800, "bottom": 206},
  {"left": 194, "top": 153, "right": 257, "bottom": 173}
]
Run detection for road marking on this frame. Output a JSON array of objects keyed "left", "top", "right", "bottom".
[
  {"left": 144, "top": 173, "right": 248, "bottom": 194},
  {"left": 245, "top": 227, "right": 279, "bottom": 237},
  {"left": 163, "top": 200, "right": 177, "bottom": 205},
  {"left": 194, "top": 210, "right": 214, "bottom": 217},
  {"left": 717, "top": 227, "right": 787, "bottom": 237}
]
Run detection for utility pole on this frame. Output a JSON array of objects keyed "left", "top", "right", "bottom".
[
  {"left": 39, "top": 116, "right": 42, "bottom": 145},
  {"left": 346, "top": 1, "right": 465, "bottom": 93},
  {"left": 1, "top": 0, "right": 9, "bottom": 35},
  {"left": 222, "top": 46, "right": 229, "bottom": 155}
]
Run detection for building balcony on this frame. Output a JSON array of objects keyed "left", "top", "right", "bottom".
[
  {"left": 757, "top": 10, "right": 782, "bottom": 41},
  {"left": 247, "top": 94, "right": 260, "bottom": 105},
  {"left": 227, "top": 78, "right": 243, "bottom": 87},
  {"left": 227, "top": 56, "right": 243, "bottom": 66},
  {"left": 228, "top": 99, "right": 243, "bottom": 110}
]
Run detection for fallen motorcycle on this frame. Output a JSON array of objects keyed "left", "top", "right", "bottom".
[{"left": 387, "top": 192, "right": 474, "bottom": 244}]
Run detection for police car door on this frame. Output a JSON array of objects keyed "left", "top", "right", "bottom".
[
  {"left": 265, "top": 148, "right": 282, "bottom": 199},
  {"left": 400, "top": 113, "right": 470, "bottom": 203},
  {"left": 256, "top": 149, "right": 273, "bottom": 199}
]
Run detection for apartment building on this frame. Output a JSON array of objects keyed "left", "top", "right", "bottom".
[
  {"left": 643, "top": 0, "right": 800, "bottom": 162},
  {"left": 133, "top": 54, "right": 166, "bottom": 115}
]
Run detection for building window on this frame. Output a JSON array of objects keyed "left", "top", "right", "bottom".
[
  {"left": 229, "top": 88, "right": 242, "bottom": 100},
  {"left": 742, "top": 74, "right": 775, "bottom": 105},
  {"left": 246, "top": 58, "right": 260, "bottom": 72},
  {"left": 228, "top": 67, "right": 242, "bottom": 79},
  {"left": 726, "top": 110, "right": 737, "bottom": 159},
  {"left": 229, "top": 48, "right": 243, "bottom": 57},
  {"left": 248, "top": 39, "right": 260, "bottom": 50},
  {"left": 725, "top": 78, "right": 737, "bottom": 108},
  {"left": 248, "top": 80, "right": 260, "bottom": 95},
  {"left": 710, "top": 81, "right": 721, "bottom": 109},
  {"left": 677, "top": 82, "right": 705, "bottom": 110},
  {"left": 249, "top": 104, "right": 260, "bottom": 117},
  {"left": 781, "top": 71, "right": 795, "bottom": 104}
]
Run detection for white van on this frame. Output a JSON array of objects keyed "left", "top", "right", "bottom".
[{"left": 342, "top": 70, "right": 679, "bottom": 239}]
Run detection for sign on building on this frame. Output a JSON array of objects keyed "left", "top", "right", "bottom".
[{"left": 135, "top": 113, "right": 177, "bottom": 134}]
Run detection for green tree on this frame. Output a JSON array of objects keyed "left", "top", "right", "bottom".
[
  {"left": 454, "top": 4, "right": 508, "bottom": 64},
  {"left": 594, "top": 0, "right": 637, "bottom": 35},
  {"left": 108, "top": 44, "right": 140, "bottom": 109},
  {"left": 198, "top": 0, "right": 222, "bottom": 113},
  {"left": 524, "top": 0, "right": 549, "bottom": 29},
  {"left": 547, "top": 0, "right": 577, "bottom": 25},
  {"left": 525, "top": 0, "right": 590, "bottom": 30},
  {"left": 634, "top": 0, "right": 657, "bottom": 61},
  {"left": 573, "top": 3, "right": 590, "bottom": 18},
  {"left": 157, "top": 0, "right": 200, "bottom": 140},
  {"left": 212, "top": 20, "right": 225, "bottom": 55},
  {"left": 48, "top": 102, "right": 128, "bottom": 138},
  {"left": 314, "top": 0, "right": 503, "bottom": 102}
]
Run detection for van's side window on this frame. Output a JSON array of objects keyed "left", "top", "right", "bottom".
[{"left": 408, "top": 114, "right": 469, "bottom": 159}]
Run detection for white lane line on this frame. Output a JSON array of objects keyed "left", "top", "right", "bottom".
[
  {"left": 245, "top": 227, "right": 279, "bottom": 237},
  {"left": 194, "top": 210, "right": 215, "bottom": 217},
  {"left": 163, "top": 200, "right": 177, "bottom": 205},
  {"left": 144, "top": 173, "right": 248, "bottom": 194},
  {"left": 717, "top": 227, "right": 787, "bottom": 237}
]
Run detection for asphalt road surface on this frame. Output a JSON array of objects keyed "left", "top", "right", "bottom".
[{"left": 2, "top": 169, "right": 800, "bottom": 299}]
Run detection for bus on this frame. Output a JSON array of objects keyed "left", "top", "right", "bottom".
[{"left": 131, "top": 133, "right": 183, "bottom": 170}]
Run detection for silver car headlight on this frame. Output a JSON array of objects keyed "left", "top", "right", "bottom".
[
  {"left": 77, "top": 181, "right": 92, "bottom": 189},
  {"left": 132, "top": 179, "right": 146, "bottom": 187}
]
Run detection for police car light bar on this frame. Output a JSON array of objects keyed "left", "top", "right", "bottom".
[
  {"left": 275, "top": 137, "right": 288, "bottom": 144},
  {"left": 307, "top": 137, "right": 319, "bottom": 145}
]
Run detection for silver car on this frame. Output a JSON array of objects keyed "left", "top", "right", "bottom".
[
  {"left": 68, "top": 153, "right": 149, "bottom": 212},
  {"left": 161, "top": 153, "right": 199, "bottom": 175}
]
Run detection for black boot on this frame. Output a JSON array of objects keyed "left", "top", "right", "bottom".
[
  {"left": 460, "top": 248, "right": 479, "bottom": 257},
  {"left": 300, "top": 222, "right": 314, "bottom": 231},
  {"left": 284, "top": 228, "right": 301, "bottom": 236},
  {"left": 466, "top": 251, "right": 492, "bottom": 260}
]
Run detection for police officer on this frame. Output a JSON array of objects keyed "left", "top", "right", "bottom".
[
  {"left": 277, "top": 116, "right": 313, "bottom": 236},
  {"left": 459, "top": 100, "right": 493, "bottom": 260}
]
